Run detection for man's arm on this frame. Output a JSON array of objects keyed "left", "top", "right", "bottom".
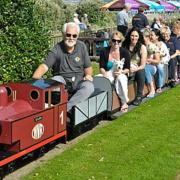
[
  {"left": 32, "top": 63, "right": 49, "bottom": 79},
  {"left": 84, "top": 66, "right": 93, "bottom": 81}
]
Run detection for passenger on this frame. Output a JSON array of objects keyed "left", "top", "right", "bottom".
[
  {"left": 161, "top": 26, "right": 180, "bottom": 88},
  {"left": 172, "top": 21, "right": 180, "bottom": 81},
  {"left": 99, "top": 31, "right": 131, "bottom": 113},
  {"left": 143, "top": 28, "right": 160, "bottom": 98},
  {"left": 122, "top": 27, "right": 147, "bottom": 106},
  {"left": 151, "top": 17, "right": 162, "bottom": 30},
  {"left": 33, "top": 22, "right": 94, "bottom": 112},
  {"left": 150, "top": 29, "right": 170, "bottom": 93}
]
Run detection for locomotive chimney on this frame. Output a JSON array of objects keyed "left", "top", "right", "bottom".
[{"left": 0, "top": 86, "right": 8, "bottom": 107}]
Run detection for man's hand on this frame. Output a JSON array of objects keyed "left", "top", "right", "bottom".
[{"left": 84, "top": 74, "right": 93, "bottom": 81}]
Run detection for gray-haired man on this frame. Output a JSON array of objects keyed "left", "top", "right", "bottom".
[{"left": 33, "top": 22, "right": 94, "bottom": 112}]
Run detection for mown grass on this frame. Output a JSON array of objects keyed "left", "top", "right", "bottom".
[
  {"left": 23, "top": 86, "right": 180, "bottom": 180},
  {"left": 92, "top": 61, "right": 100, "bottom": 75}
]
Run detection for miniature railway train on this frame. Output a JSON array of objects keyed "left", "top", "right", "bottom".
[{"left": 0, "top": 69, "right": 169, "bottom": 178}]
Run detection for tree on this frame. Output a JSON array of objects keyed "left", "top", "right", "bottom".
[{"left": 76, "top": 0, "right": 115, "bottom": 27}]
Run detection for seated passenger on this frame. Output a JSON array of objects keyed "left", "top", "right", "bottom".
[
  {"left": 32, "top": 22, "right": 94, "bottom": 112},
  {"left": 151, "top": 17, "right": 162, "bottom": 30},
  {"left": 122, "top": 27, "right": 147, "bottom": 106},
  {"left": 172, "top": 21, "right": 180, "bottom": 82},
  {"left": 99, "top": 31, "right": 130, "bottom": 112},
  {"left": 150, "top": 29, "right": 170, "bottom": 93},
  {"left": 161, "top": 26, "right": 180, "bottom": 88},
  {"left": 143, "top": 28, "right": 160, "bottom": 98}
]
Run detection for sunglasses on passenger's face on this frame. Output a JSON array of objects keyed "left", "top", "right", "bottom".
[
  {"left": 66, "top": 33, "right": 78, "bottom": 38},
  {"left": 112, "top": 39, "right": 121, "bottom": 44}
]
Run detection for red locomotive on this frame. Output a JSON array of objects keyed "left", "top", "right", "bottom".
[
  {"left": 0, "top": 79, "right": 68, "bottom": 174},
  {"left": 0, "top": 77, "right": 109, "bottom": 178}
]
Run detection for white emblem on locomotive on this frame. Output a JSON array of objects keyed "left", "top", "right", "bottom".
[{"left": 32, "top": 123, "right": 45, "bottom": 140}]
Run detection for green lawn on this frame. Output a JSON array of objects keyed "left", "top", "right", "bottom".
[
  {"left": 92, "top": 61, "right": 100, "bottom": 75},
  {"left": 23, "top": 86, "right": 180, "bottom": 180}
]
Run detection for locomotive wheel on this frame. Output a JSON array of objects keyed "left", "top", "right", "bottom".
[
  {"left": 39, "top": 146, "right": 46, "bottom": 157},
  {"left": 7, "top": 161, "right": 15, "bottom": 173},
  {"left": 76, "top": 125, "right": 82, "bottom": 136},
  {"left": 0, "top": 167, "right": 4, "bottom": 180},
  {"left": 92, "top": 118, "right": 98, "bottom": 127},
  {"left": 34, "top": 146, "right": 46, "bottom": 158},
  {"left": 70, "top": 126, "right": 82, "bottom": 139}
]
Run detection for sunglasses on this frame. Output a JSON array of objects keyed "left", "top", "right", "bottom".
[
  {"left": 112, "top": 39, "right": 121, "bottom": 44},
  {"left": 66, "top": 33, "right": 78, "bottom": 38}
]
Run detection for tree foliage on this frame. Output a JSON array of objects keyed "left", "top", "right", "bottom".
[
  {"left": 0, "top": 0, "right": 116, "bottom": 83},
  {"left": 35, "top": 0, "right": 75, "bottom": 33},
  {"left": 76, "top": 0, "right": 115, "bottom": 27},
  {"left": 0, "top": 0, "right": 49, "bottom": 83}
]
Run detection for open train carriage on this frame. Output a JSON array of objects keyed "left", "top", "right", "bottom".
[
  {"left": 68, "top": 78, "right": 108, "bottom": 137},
  {"left": 0, "top": 79, "right": 68, "bottom": 168},
  {"left": 93, "top": 64, "right": 169, "bottom": 115}
]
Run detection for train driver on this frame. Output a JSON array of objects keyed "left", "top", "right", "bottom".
[{"left": 33, "top": 22, "right": 94, "bottom": 112}]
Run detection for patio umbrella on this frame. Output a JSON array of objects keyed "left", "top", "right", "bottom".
[
  {"left": 101, "top": 0, "right": 119, "bottom": 10},
  {"left": 107, "top": 0, "right": 149, "bottom": 11},
  {"left": 138, "top": 0, "right": 165, "bottom": 12},
  {"left": 157, "top": 0, "right": 176, "bottom": 12},
  {"left": 167, "top": 1, "right": 180, "bottom": 9}
]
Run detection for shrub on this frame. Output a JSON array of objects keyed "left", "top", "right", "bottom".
[
  {"left": 35, "top": 0, "right": 67, "bottom": 32},
  {"left": 0, "top": 0, "right": 49, "bottom": 83}
]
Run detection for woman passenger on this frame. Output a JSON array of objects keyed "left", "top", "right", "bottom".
[
  {"left": 172, "top": 21, "right": 180, "bottom": 81},
  {"left": 150, "top": 29, "right": 170, "bottom": 93},
  {"left": 99, "top": 31, "right": 130, "bottom": 112},
  {"left": 122, "top": 27, "right": 147, "bottom": 106},
  {"left": 143, "top": 28, "right": 160, "bottom": 97},
  {"left": 161, "top": 26, "right": 180, "bottom": 87}
]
